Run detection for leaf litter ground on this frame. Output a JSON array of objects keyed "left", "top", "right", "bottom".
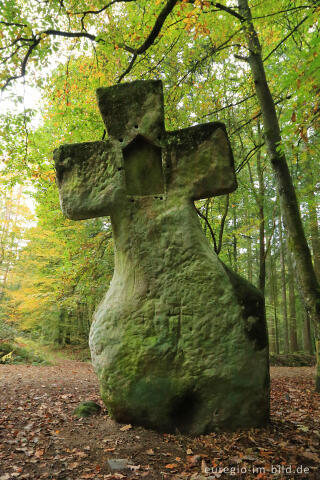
[{"left": 0, "top": 362, "right": 319, "bottom": 480}]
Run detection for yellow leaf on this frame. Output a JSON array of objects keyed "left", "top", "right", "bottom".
[
  {"left": 1, "top": 351, "right": 13, "bottom": 362},
  {"left": 120, "top": 424, "right": 132, "bottom": 431}
]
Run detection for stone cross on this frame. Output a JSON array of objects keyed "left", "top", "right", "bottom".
[
  {"left": 54, "top": 80, "right": 269, "bottom": 435},
  {"left": 55, "top": 80, "right": 237, "bottom": 219}
]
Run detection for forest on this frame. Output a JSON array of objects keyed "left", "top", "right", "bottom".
[{"left": 0, "top": 0, "right": 320, "bottom": 478}]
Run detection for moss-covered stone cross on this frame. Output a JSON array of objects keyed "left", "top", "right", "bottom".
[
  {"left": 55, "top": 80, "right": 237, "bottom": 219},
  {"left": 54, "top": 80, "right": 269, "bottom": 435}
]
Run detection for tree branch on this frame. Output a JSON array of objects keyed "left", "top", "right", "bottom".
[
  {"left": 75, "top": 0, "right": 135, "bottom": 16},
  {"left": 199, "top": 93, "right": 256, "bottom": 120},
  {"left": 189, "top": 0, "right": 244, "bottom": 20},
  {"left": 44, "top": 29, "right": 96, "bottom": 41},
  {"left": 231, "top": 94, "right": 292, "bottom": 138},
  {"left": 252, "top": 5, "right": 315, "bottom": 20},
  {"left": 0, "top": 21, "right": 28, "bottom": 27},
  {"left": 117, "top": 52, "right": 137, "bottom": 83},
  {"left": 0, "top": 46, "right": 22, "bottom": 66},
  {"left": 117, "top": 0, "right": 179, "bottom": 82},
  {"left": 234, "top": 53, "right": 249, "bottom": 62},
  {"left": 263, "top": 14, "right": 311, "bottom": 62},
  {"left": 235, "top": 142, "right": 264, "bottom": 173},
  {"left": 141, "top": 35, "right": 181, "bottom": 77},
  {"left": 1, "top": 38, "right": 41, "bottom": 91},
  {"left": 172, "top": 28, "right": 242, "bottom": 89},
  {"left": 217, "top": 194, "right": 230, "bottom": 254},
  {"left": 196, "top": 206, "right": 218, "bottom": 253},
  {"left": 77, "top": 0, "right": 136, "bottom": 32},
  {"left": 0, "top": 36, "right": 35, "bottom": 52},
  {"left": 214, "top": 2, "right": 244, "bottom": 21},
  {"left": 1, "top": 30, "right": 97, "bottom": 90},
  {"left": 136, "top": 0, "right": 178, "bottom": 54}
]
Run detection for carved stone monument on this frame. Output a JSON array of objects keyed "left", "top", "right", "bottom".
[{"left": 54, "top": 80, "right": 269, "bottom": 434}]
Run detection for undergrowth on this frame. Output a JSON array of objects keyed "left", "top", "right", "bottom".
[{"left": 0, "top": 341, "right": 51, "bottom": 365}]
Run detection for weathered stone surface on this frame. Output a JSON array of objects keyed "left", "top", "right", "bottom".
[{"left": 54, "top": 80, "right": 269, "bottom": 435}]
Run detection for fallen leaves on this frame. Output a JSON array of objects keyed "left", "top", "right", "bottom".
[
  {"left": 34, "top": 448, "right": 44, "bottom": 457},
  {"left": 165, "top": 463, "right": 178, "bottom": 469},
  {"left": 299, "top": 451, "right": 320, "bottom": 463},
  {"left": 187, "top": 454, "right": 202, "bottom": 466},
  {"left": 0, "top": 363, "right": 319, "bottom": 479}
]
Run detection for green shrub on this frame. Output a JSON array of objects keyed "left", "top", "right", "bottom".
[
  {"left": 0, "top": 320, "right": 17, "bottom": 342},
  {"left": 0, "top": 341, "right": 50, "bottom": 365}
]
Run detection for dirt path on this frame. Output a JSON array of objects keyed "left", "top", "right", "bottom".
[{"left": 0, "top": 363, "right": 319, "bottom": 480}]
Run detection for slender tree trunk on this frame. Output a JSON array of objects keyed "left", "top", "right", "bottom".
[
  {"left": 0, "top": 186, "right": 22, "bottom": 299},
  {"left": 232, "top": 207, "right": 238, "bottom": 273},
  {"left": 303, "top": 312, "right": 313, "bottom": 355},
  {"left": 227, "top": 246, "right": 232, "bottom": 267},
  {"left": 0, "top": 263, "right": 10, "bottom": 301},
  {"left": 307, "top": 189, "right": 320, "bottom": 281},
  {"left": 203, "top": 199, "right": 210, "bottom": 237},
  {"left": 270, "top": 253, "right": 280, "bottom": 354},
  {"left": 257, "top": 143, "right": 266, "bottom": 293},
  {"left": 279, "top": 216, "right": 289, "bottom": 354},
  {"left": 287, "top": 249, "right": 299, "bottom": 352},
  {"left": 304, "top": 154, "right": 320, "bottom": 281},
  {"left": 247, "top": 229, "right": 253, "bottom": 283},
  {"left": 0, "top": 193, "right": 12, "bottom": 267},
  {"left": 267, "top": 255, "right": 276, "bottom": 354},
  {"left": 238, "top": 0, "right": 320, "bottom": 390},
  {"left": 247, "top": 126, "right": 265, "bottom": 292}
]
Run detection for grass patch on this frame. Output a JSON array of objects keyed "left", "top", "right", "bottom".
[
  {"left": 13, "top": 337, "right": 91, "bottom": 363},
  {"left": 42, "top": 343, "right": 91, "bottom": 362}
]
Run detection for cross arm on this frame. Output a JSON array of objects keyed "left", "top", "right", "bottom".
[
  {"left": 54, "top": 140, "right": 123, "bottom": 220},
  {"left": 166, "top": 122, "right": 237, "bottom": 201}
]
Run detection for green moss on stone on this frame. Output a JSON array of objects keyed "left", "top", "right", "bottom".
[{"left": 73, "top": 401, "right": 102, "bottom": 417}]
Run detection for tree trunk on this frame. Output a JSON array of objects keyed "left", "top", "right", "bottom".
[
  {"left": 287, "top": 249, "right": 299, "bottom": 352},
  {"left": 303, "top": 312, "right": 313, "bottom": 355},
  {"left": 238, "top": 0, "right": 320, "bottom": 391},
  {"left": 247, "top": 227, "right": 253, "bottom": 283},
  {"left": 232, "top": 207, "right": 238, "bottom": 273},
  {"left": 257, "top": 150, "right": 265, "bottom": 293},
  {"left": 279, "top": 215, "right": 289, "bottom": 354},
  {"left": 270, "top": 253, "right": 279, "bottom": 354},
  {"left": 203, "top": 199, "right": 210, "bottom": 237},
  {"left": 247, "top": 126, "right": 265, "bottom": 292},
  {"left": 307, "top": 189, "right": 320, "bottom": 281}
]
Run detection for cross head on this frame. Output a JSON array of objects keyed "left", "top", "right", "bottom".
[{"left": 54, "top": 80, "right": 237, "bottom": 219}]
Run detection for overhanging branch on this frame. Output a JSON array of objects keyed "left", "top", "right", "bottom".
[
  {"left": 117, "top": 0, "right": 179, "bottom": 82},
  {"left": 214, "top": 2, "right": 244, "bottom": 21},
  {"left": 196, "top": 206, "right": 218, "bottom": 253},
  {"left": 263, "top": 14, "right": 311, "bottom": 62},
  {"left": 1, "top": 29, "right": 97, "bottom": 90},
  {"left": 44, "top": 29, "right": 96, "bottom": 42},
  {"left": 1, "top": 38, "right": 41, "bottom": 91},
  {"left": 74, "top": 0, "right": 135, "bottom": 16}
]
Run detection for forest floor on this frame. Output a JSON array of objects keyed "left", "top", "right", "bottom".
[{"left": 0, "top": 361, "right": 319, "bottom": 480}]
